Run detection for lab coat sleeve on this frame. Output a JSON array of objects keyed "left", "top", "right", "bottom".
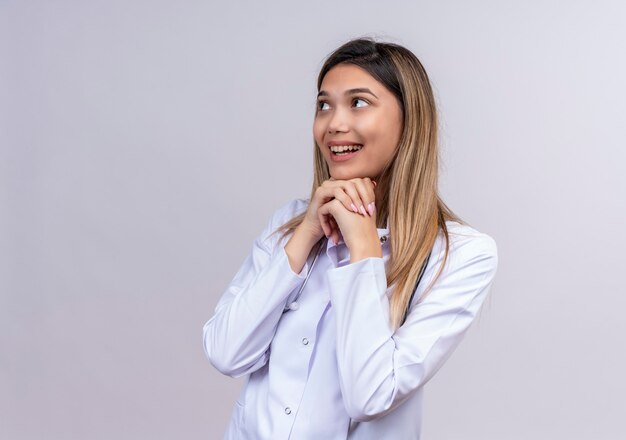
[
  {"left": 202, "top": 199, "right": 309, "bottom": 378},
  {"left": 327, "top": 233, "right": 498, "bottom": 422}
]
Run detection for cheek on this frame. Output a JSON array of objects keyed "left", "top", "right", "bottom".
[
  {"left": 313, "top": 123, "right": 325, "bottom": 147},
  {"left": 353, "top": 119, "right": 381, "bottom": 153},
  {"left": 315, "top": 137, "right": 328, "bottom": 158},
  {"left": 317, "top": 145, "right": 328, "bottom": 159},
  {"left": 356, "top": 116, "right": 400, "bottom": 162}
]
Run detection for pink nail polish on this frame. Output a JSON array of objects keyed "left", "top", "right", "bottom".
[
  {"left": 350, "top": 203, "right": 358, "bottom": 213},
  {"left": 359, "top": 205, "right": 367, "bottom": 216},
  {"left": 368, "top": 202, "right": 375, "bottom": 216}
]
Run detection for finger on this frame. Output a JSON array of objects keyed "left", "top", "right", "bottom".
[
  {"left": 321, "top": 216, "right": 330, "bottom": 237},
  {"left": 320, "top": 202, "right": 340, "bottom": 239},
  {"left": 319, "top": 182, "right": 360, "bottom": 215},
  {"left": 354, "top": 177, "right": 376, "bottom": 201},
  {"left": 327, "top": 215, "right": 339, "bottom": 245},
  {"left": 330, "top": 186, "right": 361, "bottom": 214},
  {"left": 329, "top": 215, "right": 338, "bottom": 231},
  {"left": 315, "top": 182, "right": 336, "bottom": 205},
  {"left": 330, "top": 215, "right": 341, "bottom": 232},
  {"left": 351, "top": 178, "right": 376, "bottom": 217},
  {"left": 317, "top": 205, "right": 331, "bottom": 236},
  {"left": 318, "top": 180, "right": 348, "bottom": 206},
  {"left": 335, "top": 181, "right": 368, "bottom": 216},
  {"left": 319, "top": 212, "right": 331, "bottom": 237},
  {"left": 322, "top": 179, "right": 366, "bottom": 216}
]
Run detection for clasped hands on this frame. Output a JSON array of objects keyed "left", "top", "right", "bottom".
[{"left": 303, "top": 176, "right": 382, "bottom": 262}]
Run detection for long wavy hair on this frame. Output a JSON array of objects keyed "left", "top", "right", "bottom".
[{"left": 272, "top": 36, "right": 465, "bottom": 331}]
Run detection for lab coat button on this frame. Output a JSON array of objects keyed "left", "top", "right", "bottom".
[
  {"left": 285, "top": 407, "right": 292, "bottom": 415},
  {"left": 302, "top": 338, "right": 309, "bottom": 345},
  {"left": 289, "top": 301, "right": 299, "bottom": 311},
  {"left": 380, "top": 235, "right": 388, "bottom": 243}
]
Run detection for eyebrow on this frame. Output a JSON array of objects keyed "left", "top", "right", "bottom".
[{"left": 317, "top": 87, "right": 379, "bottom": 99}]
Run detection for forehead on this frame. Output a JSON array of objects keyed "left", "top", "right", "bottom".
[{"left": 320, "top": 64, "right": 382, "bottom": 91}]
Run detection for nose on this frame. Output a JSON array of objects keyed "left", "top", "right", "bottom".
[{"left": 327, "top": 107, "right": 350, "bottom": 134}]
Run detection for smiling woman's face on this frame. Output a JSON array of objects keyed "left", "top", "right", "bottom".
[{"left": 313, "top": 63, "right": 403, "bottom": 181}]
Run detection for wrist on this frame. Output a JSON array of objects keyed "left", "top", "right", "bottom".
[
  {"left": 284, "top": 222, "right": 321, "bottom": 275},
  {"left": 349, "top": 239, "right": 383, "bottom": 263},
  {"left": 293, "top": 221, "right": 322, "bottom": 248}
]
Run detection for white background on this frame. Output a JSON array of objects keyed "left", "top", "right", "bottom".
[{"left": 1, "top": 1, "right": 625, "bottom": 439}]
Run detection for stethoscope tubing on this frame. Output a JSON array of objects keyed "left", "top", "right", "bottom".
[{"left": 282, "top": 236, "right": 431, "bottom": 324}]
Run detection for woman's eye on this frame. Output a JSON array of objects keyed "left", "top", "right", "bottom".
[
  {"left": 317, "top": 101, "right": 330, "bottom": 111},
  {"left": 353, "top": 97, "right": 368, "bottom": 108}
]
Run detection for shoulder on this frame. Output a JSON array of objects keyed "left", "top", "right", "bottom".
[
  {"left": 259, "top": 197, "right": 310, "bottom": 250},
  {"left": 268, "top": 197, "right": 310, "bottom": 227},
  {"left": 444, "top": 221, "right": 497, "bottom": 255},
  {"left": 433, "top": 220, "right": 498, "bottom": 277}
]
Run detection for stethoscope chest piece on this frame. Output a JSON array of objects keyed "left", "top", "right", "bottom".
[{"left": 288, "top": 301, "right": 299, "bottom": 311}]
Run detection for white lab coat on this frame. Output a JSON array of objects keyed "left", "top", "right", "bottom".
[{"left": 203, "top": 198, "right": 498, "bottom": 439}]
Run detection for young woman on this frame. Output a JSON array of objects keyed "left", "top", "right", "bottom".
[{"left": 203, "top": 37, "right": 499, "bottom": 439}]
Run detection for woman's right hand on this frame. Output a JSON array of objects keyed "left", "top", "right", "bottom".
[{"left": 300, "top": 177, "right": 377, "bottom": 245}]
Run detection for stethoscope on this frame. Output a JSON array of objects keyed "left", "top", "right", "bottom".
[
  {"left": 282, "top": 237, "right": 328, "bottom": 313},
  {"left": 282, "top": 235, "right": 432, "bottom": 325}
]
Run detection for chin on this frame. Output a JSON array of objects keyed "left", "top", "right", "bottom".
[{"left": 330, "top": 170, "right": 360, "bottom": 180}]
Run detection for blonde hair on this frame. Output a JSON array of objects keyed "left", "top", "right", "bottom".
[{"left": 273, "top": 37, "right": 465, "bottom": 331}]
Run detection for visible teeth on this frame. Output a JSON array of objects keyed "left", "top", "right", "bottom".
[{"left": 330, "top": 145, "right": 363, "bottom": 152}]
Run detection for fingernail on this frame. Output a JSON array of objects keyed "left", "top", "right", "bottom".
[
  {"left": 359, "top": 205, "right": 367, "bottom": 216},
  {"left": 373, "top": 181, "right": 377, "bottom": 187},
  {"left": 368, "top": 202, "right": 375, "bottom": 216},
  {"left": 350, "top": 203, "right": 358, "bottom": 213}
]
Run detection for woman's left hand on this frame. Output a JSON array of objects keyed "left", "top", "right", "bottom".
[{"left": 318, "top": 178, "right": 382, "bottom": 261}]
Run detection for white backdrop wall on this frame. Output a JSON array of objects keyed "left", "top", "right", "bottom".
[{"left": 1, "top": 1, "right": 625, "bottom": 439}]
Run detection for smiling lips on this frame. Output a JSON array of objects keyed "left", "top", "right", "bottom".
[
  {"left": 330, "top": 144, "right": 363, "bottom": 154},
  {"left": 328, "top": 140, "right": 363, "bottom": 155},
  {"left": 325, "top": 140, "right": 364, "bottom": 162}
]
